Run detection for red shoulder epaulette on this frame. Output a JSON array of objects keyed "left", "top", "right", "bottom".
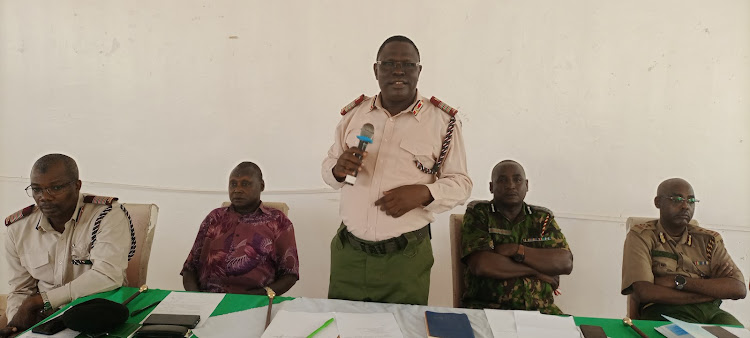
[
  {"left": 83, "top": 195, "right": 119, "bottom": 205},
  {"left": 5, "top": 205, "right": 37, "bottom": 226},
  {"left": 430, "top": 96, "right": 458, "bottom": 117},
  {"left": 340, "top": 94, "right": 367, "bottom": 116}
]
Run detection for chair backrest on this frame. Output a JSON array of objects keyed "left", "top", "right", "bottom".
[
  {"left": 624, "top": 216, "right": 699, "bottom": 319},
  {"left": 123, "top": 203, "right": 159, "bottom": 288},
  {"left": 449, "top": 214, "right": 466, "bottom": 308},
  {"left": 0, "top": 294, "right": 7, "bottom": 329},
  {"left": 220, "top": 201, "right": 290, "bottom": 216}
]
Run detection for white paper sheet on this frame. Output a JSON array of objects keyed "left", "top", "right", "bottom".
[
  {"left": 662, "top": 315, "right": 717, "bottom": 338},
  {"left": 484, "top": 309, "right": 520, "bottom": 338},
  {"left": 144, "top": 292, "right": 225, "bottom": 328},
  {"left": 261, "top": 310, "right": 338, "bottom": 338},
  {"left": 513, "top": 310, "right": 580, "bottom": 338},
  {"left": 17, "top": 329, "right": 78, "bottom": 338},
  {"left": 335, "top": 312, "right": 404, "bottom": 338},
  {"left": 192, "top": 306, "right": 267, "bottom": 338}
]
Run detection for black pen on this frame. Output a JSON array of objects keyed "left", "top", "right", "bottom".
[{"left": 130, "top": 300, "right": 161, "bottom": 317}]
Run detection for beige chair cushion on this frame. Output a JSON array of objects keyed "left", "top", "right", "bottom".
[{"left": 122, "top": 204, "right": 159, "bottom": 288}]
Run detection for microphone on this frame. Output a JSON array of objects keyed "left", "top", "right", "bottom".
[{"left": 344, "top": 123, "right": 374, "bottom": 185}]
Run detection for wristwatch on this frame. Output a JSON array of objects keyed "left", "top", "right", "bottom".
[
  {"left": 674, "top": 275, "right": 687, "bottom": 290},
  {"left": 512, "top": 244, "right": 526, "bottom": 263},
  {"left": 40, "top": 291, "right": 52, "bottom": 314}
]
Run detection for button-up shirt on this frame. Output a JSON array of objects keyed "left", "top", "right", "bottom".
[
  {"left": 621, "top": 219, "right": 744, "bottom": 295},
  {"left": 4, "top": 194, "right": 132, "bottom": 320},
  {"left": 322, "top": 92, "right": 472, "bottom": 241}
]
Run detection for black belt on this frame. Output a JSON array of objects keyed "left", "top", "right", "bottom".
[{"left": 341, "top": 224, "right": 431, "bottom": 255}]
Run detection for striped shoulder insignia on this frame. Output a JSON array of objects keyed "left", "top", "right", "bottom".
[
  {"left": 340, "top": 94, "right": 368, "bottom": 116},
  {"left": 430, "top": 96, "right": 458, "bottom": 117},
  {"left": 528, "top": 204, "right": 554, "bottom": 217},
  {"left": 83, "top": 195, "right": 119, "bottom": 205},
  {"left": 467, "top": 200, "right": 490, "bottom": 210},
  {"left": 5, "top": 205, "right": 36, "bottom": 226},
  {"left": 692, "top": 226, "right": 720, "bottom": 238}
]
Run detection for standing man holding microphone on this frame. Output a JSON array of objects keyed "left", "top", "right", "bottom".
[{"left": 321, "top": 35, "right": 472, "bottom": 305}]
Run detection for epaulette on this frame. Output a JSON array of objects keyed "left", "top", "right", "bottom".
[
  {"left": 630, "top": 221, "right": 657, "bottom": 233},
  {"left": 340, "top": 94, "right": 368, "bottom": 116},
  {"left": 691, "top": 226, "right": 720, "bottom": 239},
  {"left": 83, "top": 195, "right": 119, "bottom": 205},
  {"left": 430, "top": 96, "right": 458, "bottom": 117},
  {"left": 5, "top": 205, "right": 37, "bottom": 226},
  {"left": 528, "top": 204, "right": 554, "bottom": 217},
  {"left": 466, "top": 200, "right": 490, "bottom": 210}
]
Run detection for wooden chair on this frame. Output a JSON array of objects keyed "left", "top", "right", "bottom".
[
  {"left": 0, "top": 293, "right": 7, "bottom": 329},
  {"left": 449, "top": 214, "right": 467, "bottom": 308},
  {"left": 624, "top": 216, "right": 699, "bottom": 319},
  {"left": 122, "top": 203, "right": 159, "bottom": 287},
  {"left": 221, "top": 201, "right": 289, "bottom": 216}
]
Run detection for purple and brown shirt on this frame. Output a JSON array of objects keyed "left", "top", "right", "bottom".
[{"left": 181, "top": 203, "right": 299, "bottom": 293}]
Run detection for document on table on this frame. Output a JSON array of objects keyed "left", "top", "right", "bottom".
[
  {"left": 485, "top": 309, "right": 580, "bottom": 338},
  {"left": 261, "top": 310, "right": 338, "bottom": 338},
  {"left": 335, "top": 312, "right": 404, "bottom": 338},
  {"left": 144, "top": 292, "right": 225, "bottom": 328}
]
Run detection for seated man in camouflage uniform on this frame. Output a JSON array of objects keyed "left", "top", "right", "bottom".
[
  {"left": 621, "top": 178, "right": 746, "bottom": 325},
  {"left": 460, "top": 160, "right": 573, "bottom": 314}
]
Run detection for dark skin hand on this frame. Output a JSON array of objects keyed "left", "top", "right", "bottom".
[
  {"left": 493, "top": 243, "right": 573, "bottom": 276},
  {"left": 465, "top": 251, "right": 560, "bottom": 289},
  {"left": 374, "top": 185, "right": 433, "bottom": 218},
  {"left": 332, "top": 147, "right": 367, "bottom": 181},
  {"left": 650, "top": 263, "right": 746, "bottom": 300},
  {"left": 0, "top": 294, "right": 46, "bottom": 337}
]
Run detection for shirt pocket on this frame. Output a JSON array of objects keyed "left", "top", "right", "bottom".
[
  {"left": 399, "top": 138, "right": 437, "bottom": 170},
  {"left": 651, "top": 250, "right": 679, "bottom": 276},
  {"left": 71, "top": 245, "right": 91, "bottom": 263},
  {"left": 21, "top": 252, "right": 51, "bottom": 274}
]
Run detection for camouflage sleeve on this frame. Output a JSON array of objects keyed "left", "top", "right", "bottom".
[
  {"left": 461, "top": 205, "right": 493, "bottom": 261},
  {"left": 542, "top": 217, "right": 569, "bottom": 250}
]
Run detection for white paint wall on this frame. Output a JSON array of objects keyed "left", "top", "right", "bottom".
[{"left": 1, "top": 0, "right": 749, "bottom": 325}]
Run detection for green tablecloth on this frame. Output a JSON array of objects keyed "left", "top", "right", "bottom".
[{"left": 29, "top": 286, "right": 695, "bottom": 337}]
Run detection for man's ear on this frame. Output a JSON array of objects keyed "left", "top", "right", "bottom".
[
  {"left": 261, "top": 180, "right": 265, "bottom": 192},
  {"left": 525, "top": 179, "right": 529, "bottom": 192},
  {"left": 489, "top": 182, "right": 493, "bottom": 194},
  {"left": 373, "top": 63, "right": 379, "bottom": 80},
  {"left": 654, "top": 196, "right": 661, "bottom": 209}
]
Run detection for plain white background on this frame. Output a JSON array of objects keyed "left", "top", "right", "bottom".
[{"left": 1, "top": 0, "right": 748, "bottom": 326}]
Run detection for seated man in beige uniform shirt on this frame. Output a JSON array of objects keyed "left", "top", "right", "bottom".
[
  {"left": 322, "top": 35, "right": 472, "bottom": 305},
  {"left": 1, "top": 154, "right": 135, "bottom": 336},
  {"left": 621, "top": 178, "right": 746, "bottom": 325}
]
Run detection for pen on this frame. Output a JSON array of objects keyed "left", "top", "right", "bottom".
[
  {"left": 130, "top": 300, "right": 161, "bottom": 317},
  {"left": 306, "top": 317, "right": 335, "bottom": 338}
]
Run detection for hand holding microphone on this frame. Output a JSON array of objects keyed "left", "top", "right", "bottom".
[{"left": 333, "top": 123, "right": 374, "bottom": 185}]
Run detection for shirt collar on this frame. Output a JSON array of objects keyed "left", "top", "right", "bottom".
[
  {"left": 227, "top": 201, "right": 272, "bottom": 216},
  {"left": 490, "top": 201, "right": 531, "bottom": 222},
  {"left": 655, "top": 219, "right": 692, "bottom": 245},
  {"left": 370, "top": 90, "right": 425, "bottom": 121}
]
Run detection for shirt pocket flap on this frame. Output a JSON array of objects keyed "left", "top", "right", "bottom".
[
  {"left": 399, "top": 139, "right": 436, "bottom": 168},
  {"left": 22, "top": 252, "right": 50, "bottom": 269}
]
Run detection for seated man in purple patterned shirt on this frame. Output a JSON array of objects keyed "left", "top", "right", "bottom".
[{"left": 181, "top": 162, "right": 299, "bottom": 296}]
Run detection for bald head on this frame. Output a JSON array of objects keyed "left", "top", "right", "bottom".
[
  {"left": 657, "top": 178, "right": 693, "bottom": 197},
  {"left": 32, "top": 154, "right": 79, "bottom": 181},
  {"left": 491, "top": 160, "right": 525, "bottom": 181},
  {"left": 655, "top": 178, "right": 696, "bottom": 229},
  {"left": 230, "top": 161, "right": 263, "bottom": 181}
]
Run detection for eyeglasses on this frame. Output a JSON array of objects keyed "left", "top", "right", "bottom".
[
  {"left": 375, "top": 61, "right": 420, "bottom": 71},
  {"left": 25, "top": 181, "right": 76, "bottom": 197},
  {"left": 665, "top": 196, "right": 700, "bottom": 205}
]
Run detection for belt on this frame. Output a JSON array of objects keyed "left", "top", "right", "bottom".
[{"left": 342, "top": 224, "right": 431, "bottom": 255}]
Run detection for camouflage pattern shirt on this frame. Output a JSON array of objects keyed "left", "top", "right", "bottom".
[{"left": 461, "top": 200, "right": 569, "bottom": 314}]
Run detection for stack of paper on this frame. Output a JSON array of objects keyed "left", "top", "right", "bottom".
[
  {"left": 260, "top": 310, "right": 404, "bottom": 338},
  {"left": 484, "top": 309, "right": 581, "bottom": 338}
]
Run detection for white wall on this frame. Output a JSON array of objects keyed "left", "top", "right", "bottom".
[{"left": 1, "top": 0, "right": 749, "bottom": 325}]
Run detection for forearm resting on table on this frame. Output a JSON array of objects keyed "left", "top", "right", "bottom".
[
  {"left": 632, "top": 281, "right": 714, "bottom": 305},
  {"left": 466, "top": 251, "right": 539, "bottom": 279},
  {"left": 182, "top": 270, "right": 200, "bottom": 292},
  {"left": 522, "top": 247, "right": 573, "bottom": 276},
  {"left": 245, "top": 274, "right": 299, "bottom": 296}
]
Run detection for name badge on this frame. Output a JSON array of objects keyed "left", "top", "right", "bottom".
[
  {"left": 523, "top": 237, "right": 552, "bottom": 243},
  {"left": 489, "top": 228, "right": 512, "bottom": 236}
]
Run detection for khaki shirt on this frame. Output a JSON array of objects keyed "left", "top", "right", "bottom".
[
  {"left": 322, "top": 92, "right": 472, "bottom": 241},
  {"left": 621, "top": 220, "right": 744, "bottom": 295},
  {"left": 4, "top": 193, "right": 133, "bottom": 320}
]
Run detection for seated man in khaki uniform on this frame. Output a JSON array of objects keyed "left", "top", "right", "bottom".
[
  {"left": 1, "top": 154, "right": 135, "bottom": 336},
  {"left": 621, "top": 178, "right": 746, "bottom": 325}
]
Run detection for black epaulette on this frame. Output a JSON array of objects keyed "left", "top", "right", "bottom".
[
  {"left": 429, "top": 97, "right": 458, "bottom": 117},
  {"left": 340, "top": 94, "right": 368, "bottom": 116},
  {"left": 83, "top": 195, "right": 119, "bottom": 205},
  {"left": 5, "top": 205, "right": 36, "bottom": 226}
]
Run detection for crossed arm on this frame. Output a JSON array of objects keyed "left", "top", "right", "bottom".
[
  {"left": 465, "top": 244, "right": 573, "bottom": 288},
  {"left": 631, "top": 263, "right": 746, "bottom": 305}
]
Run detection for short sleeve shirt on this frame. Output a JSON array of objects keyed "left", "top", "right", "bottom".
[
  {"left": 621, "top": 220, "right": 744, "bottom": 295},
  {"left": 461, "top": 201, "right": 569, "bottom": 314},
  {"left": 181, "top": 204, "right": 299, "bottom": 293}
]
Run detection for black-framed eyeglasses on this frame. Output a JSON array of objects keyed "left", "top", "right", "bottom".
[
  {"left": 375, "top": 61, "right": 420, "bottom": 71},
  {"left": 25, "top": 181, "right": 76, "bottom": 197},
  {"left": 665, "top": 196, "right": 700, "bottom": 205}
]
